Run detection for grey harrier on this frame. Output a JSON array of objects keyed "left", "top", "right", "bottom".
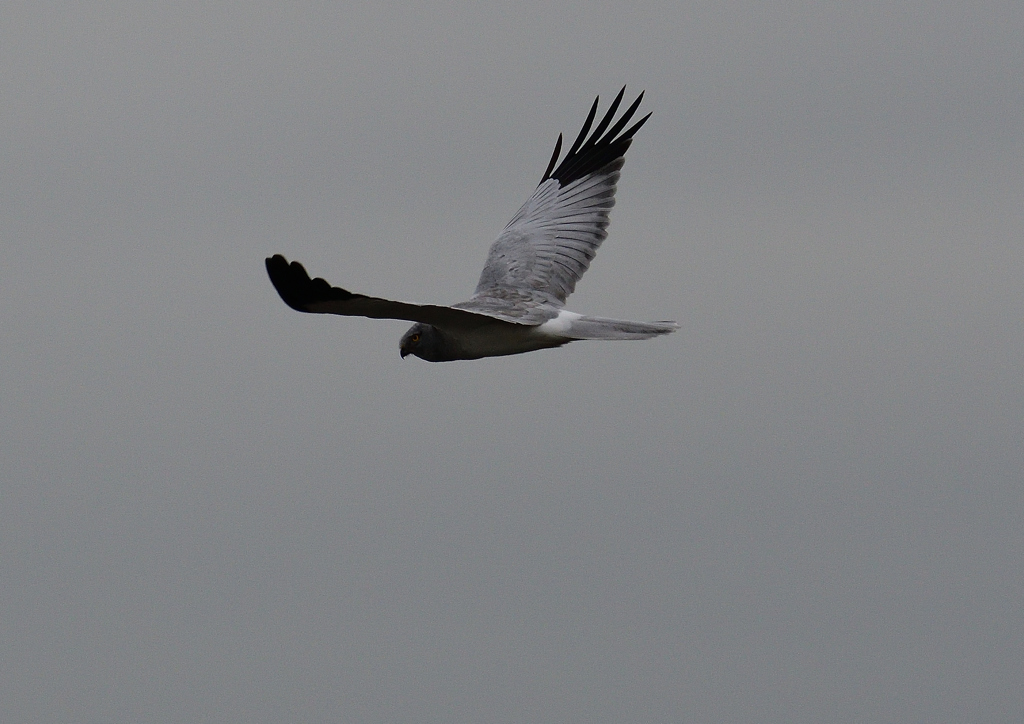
[{"left": 266, "top": 87, "right": 677, "bottom": 361}]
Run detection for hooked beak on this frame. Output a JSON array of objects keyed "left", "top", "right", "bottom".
[{"left": 400, "top": 346, "right": 410, "bottom": 359}]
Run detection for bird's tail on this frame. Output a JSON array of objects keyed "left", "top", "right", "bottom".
[{"left": 564, "top": 315, "right": 679, "bottom": 340}]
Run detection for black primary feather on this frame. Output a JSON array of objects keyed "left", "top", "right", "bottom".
[
  {"left": 540, "top": 133, "right": 563, "bottom": 183},
  {"left": 564, "top": 96, "right": 600, "bottom": 161},
  {"left": 540, "top": 87, "right": 651, "bottom": 187},
  {"left": 265, "top": 254, "right": 361, "bottom": 312}
]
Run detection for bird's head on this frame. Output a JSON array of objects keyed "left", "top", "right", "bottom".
[{"left": 400, "top": 323, "right": 447, "bottom": 361}]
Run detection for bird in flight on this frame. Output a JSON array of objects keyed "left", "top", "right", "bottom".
[{"left": 266, "top": 87, "right": 677, "bottom": 362}]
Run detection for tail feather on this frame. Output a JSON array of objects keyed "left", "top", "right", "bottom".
[{"left": 564, "top": 315, "right": 678, "bottom": 340}]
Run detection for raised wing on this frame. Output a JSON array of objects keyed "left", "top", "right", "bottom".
[
  {"left": 473, "top": 87, "right": 651, "bottom": 308},
  {"left": 266, "top": 255, "right": 525, "bottom": 329}
]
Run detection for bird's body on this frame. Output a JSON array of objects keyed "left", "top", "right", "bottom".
[
  {"left": 399, "top": 316, "right": 568, "bottom": 362},
  {"left": 266, "top": 87, "right": 677, "bottom": 361}
]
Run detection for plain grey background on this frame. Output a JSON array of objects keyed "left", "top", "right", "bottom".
[{"left": 2, "top": 3, "right": 1022, "bottom": 722}]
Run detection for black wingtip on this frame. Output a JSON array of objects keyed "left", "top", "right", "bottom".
[
  {"left": 541, "top": 87, "right": 650, "bottom": 187},
  {"left": 541, "top": 133, "right": 563, "bottom": 184},
  {"left": 265, "top": 254, "right": 354, "bottom": 312}
]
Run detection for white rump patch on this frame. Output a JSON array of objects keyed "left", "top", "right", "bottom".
[{"left": 538, "top": 310, "right": 583, "bottom": 337}]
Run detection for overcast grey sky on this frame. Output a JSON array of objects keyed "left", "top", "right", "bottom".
[{"left": 2, "top": 3, "right": 1023, "bottom": 722}]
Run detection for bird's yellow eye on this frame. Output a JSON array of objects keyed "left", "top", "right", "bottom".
[{"left": 410, "top": 334, "right": 420, "bottom": 343}]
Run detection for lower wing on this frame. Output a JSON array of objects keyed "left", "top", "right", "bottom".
[{"left": 265, "top": 255, "right": 521, "bottom": 330}]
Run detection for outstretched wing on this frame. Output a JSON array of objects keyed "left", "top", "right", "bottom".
[
  {"left": 472, "top": 87, "right": 651, "bottom": 308},
  {"left": 266, "top": 255, "right": 525, "bottom": 329}
]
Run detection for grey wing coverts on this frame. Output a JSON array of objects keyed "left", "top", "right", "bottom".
[{"left": 265, "top": 87, "right": 678, "bottom": 361}]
